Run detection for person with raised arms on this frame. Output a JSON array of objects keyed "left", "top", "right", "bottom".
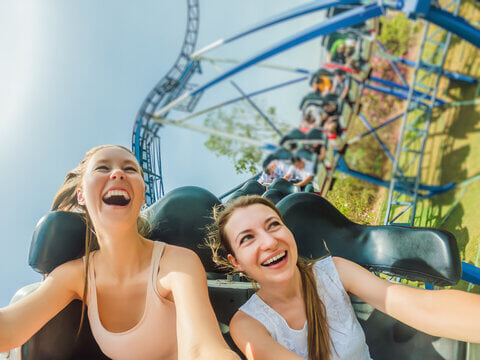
[
  {"left": 207, "top": 195, "right": 480, "bottom": 360},
  {"left": 0, "top": 145, "right": 240, "bottom": 360}
]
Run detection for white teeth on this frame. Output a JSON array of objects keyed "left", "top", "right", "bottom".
[
  {"left": 103, "top": 189, "right": 130, "bottom": 200},
  {"left": 262, "top": 251, "right": 286, "bottom": 266}
]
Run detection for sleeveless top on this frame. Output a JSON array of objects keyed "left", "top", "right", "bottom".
[
  {"left": 239, "top": 256, "right": 372, "bottom": 360},
  {"left": 85, "top": 241, "right": 177, "bottom": 360}
]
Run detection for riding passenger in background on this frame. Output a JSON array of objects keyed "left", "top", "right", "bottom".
[
  {"left": 258, "top": 160, "right": 291, "bottom": 186},
  {"left": 284, "top": 156, "right": 314, "bottom": 188}
]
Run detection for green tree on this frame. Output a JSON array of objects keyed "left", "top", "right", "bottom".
[
  {"left": 203, "top": 103, "right": 290, "bottom": 175},
  {"left": 379, "top": 13, "right": 419, "bottom": 56}
]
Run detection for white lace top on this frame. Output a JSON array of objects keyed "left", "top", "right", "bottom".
[{"left": 239, "top": 256, "right": 372, "bottom": 360}]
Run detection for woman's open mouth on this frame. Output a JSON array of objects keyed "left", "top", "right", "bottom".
[
  {"left": 261, "top": 251, "right": 287, "bottom": 267},
  {"left": 102, "top": 189, "right": 131, "bottom": 206}
]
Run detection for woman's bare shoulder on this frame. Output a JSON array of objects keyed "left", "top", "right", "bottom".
[
  {"left": 162, "top": 244, "right": 204, "bottom": 271},
  {"left": 48, "top": 257, "right": 85, "bottom": 299}
]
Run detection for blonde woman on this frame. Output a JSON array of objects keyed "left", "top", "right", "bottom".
[{"left": 0, "top": 145, "right": 239, "bottom": 360}]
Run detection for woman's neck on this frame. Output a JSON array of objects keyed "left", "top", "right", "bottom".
[
  {"left": 256, "top": 266, "right": 303, "bottom": 306},
  {"left": 95, "top": 225, "right": 153, "bottom": 281}
]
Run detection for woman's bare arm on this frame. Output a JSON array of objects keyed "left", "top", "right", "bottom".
[
  {"left": 333, "top": 256, "right": 480, "bottom": 343},
  {"left": 230, "top": 310, "right": 303, "bottom": 360},
  {"left": 0, "top": 259, "right": 83, "bottom": 352},
  {"left": 161, "top": 246, "right": 240, "bottom": 360}
]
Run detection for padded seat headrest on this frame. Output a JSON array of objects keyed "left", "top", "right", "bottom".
[
  {"left": 262, "top": 189, "right": 287, "bottom": 204},
  {"left": 280, "top": 129, "right": 305, "bottom": 146},
  {"left": 306, "top": 128, "right": 326, "bottom": 141},
  {"left": 228, "top": 180, "right": 266, "bottom": 202},
  {"left": 29, "top": 211, "right": 86, "bottom": 274},
  {"left": 277, "top": 193, "right": 461, "bottom": 286},
  {"left": 269, "top": 178, "right": 299, "bottom": 196},
  {"left": 262, "top": 148, "right": 293, "bottom": 168},
  {"left": 145, "top": 186, "right": 221, "bottom": 273}
]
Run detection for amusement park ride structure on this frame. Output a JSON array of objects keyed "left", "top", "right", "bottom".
[
  {"left": 4, "top": 1, "right": 480, "bottom": 359},
  {"left": 132, "top": 0, "right": 480, "bottom": 285}
]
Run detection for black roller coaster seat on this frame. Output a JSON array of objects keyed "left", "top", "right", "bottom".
[
  {"left": 262, "top": 148, "right": 293, "bottom": 168},
  {"left": 279, "top": 128, "right": 306, "bottom": 146},
  {"left": 305, "top": 128, "right": 326, "bottom": 141},
  {"left": 276, "top": 192, "right": 461, "bottom": 285},
  {"left": 228, "top": 180, "right": 266, "bottom": 202},
  {"left": 299, "top": 91, "right": 325, "bottom": 111},
  {"left": 268, "top": 178, "right": 299, "bottom": 196},
  {"left": 24, "top": 211, "right": 107, "bottom": 359},
  {"left": 262, "top": 188, "right": 287, "bottom": 204},
  {"left": 294, "top": 147, "right": 317, "bottom": 163},
  {"left": 145, "top": 186, "right": 222, "bottom": 273}
]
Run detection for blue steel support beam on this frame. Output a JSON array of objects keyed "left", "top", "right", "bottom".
[
  {"left": 192, "top": 4, "right": 383, "bottom": 96},
  {"left": 462, "top": 262, "right": 480, "bottom": 285},
  {"left": 229, "top": 80, "right": 284, "bottom": 136},
  {"left": 369, "top": 76, "right": 447, "bottom": 105},
  {"left": 375, "top": 51, "right": 478, "bottom": 84},
  {"left": 424, "top": 6, "right": 480, "bottom": 48},
  {"left": 336, "top": 157, "right": 456, "bottom": 197},
  {"left": 155, "top": 3, "right": 384, "bottom": 117},
  {"left": 358, "top": 113, "right": 396, "bottom": 162},
  {"left": 191, "top": 0, "right": 362, "bottom": 58},
  {"left": 375, "top": 40, "right": 409, "bottom": 86},
  {"left": 347, "top": 113, "right": 404, "bottom": 144},
  {"left": 364, "top": 82, "right": 438, "bottom": 107},
  {"left": 177, "top": 75, "right": 308, "bottom": 124}
]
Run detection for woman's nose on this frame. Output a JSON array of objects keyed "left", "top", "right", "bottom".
[
  {"left": 259, "top": 232, "right": 278, "bottom": 250},
  {"left": 109, "top": 169, "right": 125, "bottom": 180}
]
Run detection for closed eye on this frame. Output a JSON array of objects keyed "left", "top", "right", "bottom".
[
  {"left": 95, "top": 165, "right": 109, "bottom": 171},
  {"left": 124, "top": 166, "right": 138, "bottom": 172}
]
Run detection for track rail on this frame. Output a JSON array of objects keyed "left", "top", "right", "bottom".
[{"left": 132, "top": 0, "right": 200, "bottom": 205}]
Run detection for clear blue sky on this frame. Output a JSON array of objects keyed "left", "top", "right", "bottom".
[{"left": 0, "top": 0, "right": 324, "bottom": 306}]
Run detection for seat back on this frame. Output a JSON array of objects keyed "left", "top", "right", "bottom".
[
  {"left": 276, "top": 192, "right": 461, "bottom": 286},
  {"left": 228, "top": 180, "right": 266, "bottom": 201}
]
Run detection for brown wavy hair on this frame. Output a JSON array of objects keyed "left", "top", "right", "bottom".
[
  {"left": 205, "top": 195, "right": 331, "bottom": 360},
  {"left": 51, "top": 145, "right": 150, "bottom": 335}
]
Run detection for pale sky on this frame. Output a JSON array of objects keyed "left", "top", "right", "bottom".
[{"left": 0, "top": 1, "right": 324, "bottom": 305}]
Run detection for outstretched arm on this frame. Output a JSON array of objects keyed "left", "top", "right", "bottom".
[
  {"left": 162, "top": 246, "right": 240, "bottom": 360},
  {"left": 0, "top": 259, "right": 83, "bottom": 352},
  {"left": 333, "top": 256, "right": 480, "bottom": 343}
]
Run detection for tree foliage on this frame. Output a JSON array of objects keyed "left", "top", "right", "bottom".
[
  {"left": 379, "top": 13, "right": 419, "bottom": 56},
  {"left": 203, "top": 103, "right": 290, "bottom": 175}
]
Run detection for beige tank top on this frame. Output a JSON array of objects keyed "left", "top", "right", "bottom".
[{"left": 86, "top": 241, "right": 177, "bottom": 360}]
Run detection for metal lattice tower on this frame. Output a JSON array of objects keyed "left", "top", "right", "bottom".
[{"left": 384, "top": 0, "right": 461, "bottom": 226}]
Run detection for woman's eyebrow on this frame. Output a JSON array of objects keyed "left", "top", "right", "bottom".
[{"left": 235, "top": 229, "right": 252, "bottom": 243}]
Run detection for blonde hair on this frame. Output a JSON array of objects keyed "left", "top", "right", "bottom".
[
  {"left": 206, "top": 195, "right": 331, "bottom": 360},
  {"left": 51, "top": 145, "right": 150, "bottom": 335}
]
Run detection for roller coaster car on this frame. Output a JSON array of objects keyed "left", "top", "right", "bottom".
[{"left": 14, "top": 187, "right": 464, "bottom": 359}]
